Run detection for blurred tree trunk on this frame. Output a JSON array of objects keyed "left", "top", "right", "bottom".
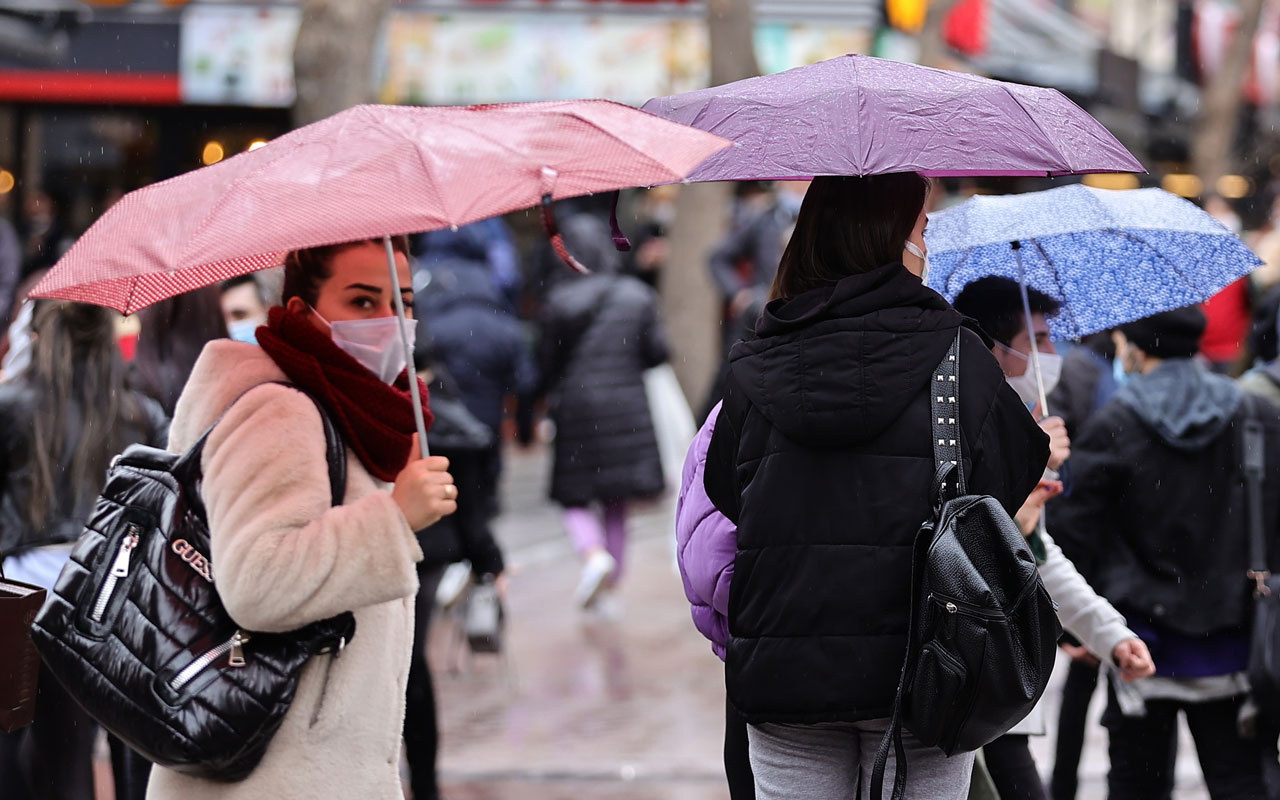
[
  {"left": 661, "top": 0, "right": 760, "bottom": 409},
  {"left": 292, "top": 0, "right": 394, "bottom": 126},
  {"left": 1191, "top": 0, "right": 1264, "bottom": 191},
  {"left": 918, "top": 0, "right": 963, "bottom": 69}
]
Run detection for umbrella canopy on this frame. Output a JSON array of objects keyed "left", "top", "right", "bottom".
[
  {"left": 641, "top": 54, "right": 1143, "bottom": 181},
  {"left": 32, "top": 100, "right": 731, "bottom": 314},
  {"left": 924, "top": 184, "right": 1262, "bottom": 339}
]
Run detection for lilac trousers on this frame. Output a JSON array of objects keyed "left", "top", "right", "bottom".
[{"left": 563, "top": 500, "right": 629, "bottom": 580}]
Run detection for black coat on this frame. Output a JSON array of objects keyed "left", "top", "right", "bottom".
[
  {"left": 413, "top": 372, "right": 505, "bottom": 576},
  {"left": 415, "top": 259, "right": 537, "bottom": 435},
  {"left": 540, "top": 273, "right": 668, "bottom": 507},
  {"left": 0, "top": 382, "right": 168, "bottom": 559},
  {"left": 1050, "top": 361, "right": 1280, "bottom": 637},
  {"left": 705, "top": 264, "right": 1048, "bottom": 724}
]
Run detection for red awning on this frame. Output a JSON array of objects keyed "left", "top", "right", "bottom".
[{"left": 0, "top": 70, "right": 180, "bottom": 105}]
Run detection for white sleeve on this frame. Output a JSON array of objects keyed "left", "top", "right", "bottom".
[{"left": 1038, "top": 530, "right": 1136, "bottom": 665}]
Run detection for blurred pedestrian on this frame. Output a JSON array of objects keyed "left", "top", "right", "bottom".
[
  {"left": 130, "top": 286, "right": 228, "bottom": 415},
  {"left": 696, "top": 174, "right": 1048, "bottom": 799},
  {"left": 0, "top": 198, "right": 19, "bottom": 325},
  {"left": 415, "top": 218, "right": 522, "bottom": 312},
  {"left": 0, "top": 300, "right": 167, "bottom": 800},
  {"left": 219, "top": 274, "right": 272, "bottom": 344},
  {"left": 147, "top": 236, "right": 457, "bottom": 798},
  {"left": 1240, "top": 288, "right": 1280, "bottom": 407},
  {"left": 16, "top": 189, "right": 69, "bottom": 277},
  {"left": 403, "top": 363, "right": 505, "bottom": 800},
  {"left": 539, "top": 213, "right": 668, "bottom": 614},
  {"left": 414, "top": 243, "right": 537, "bottom": 518},
  {"left": 954, "top": 278, "right": 1154, "bottom": 800},
  {"left": 1053, "top": 306, "right": 1280, "bottom": 799}
]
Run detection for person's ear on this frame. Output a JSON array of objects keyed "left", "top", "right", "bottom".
[{"left": 285, "top": 296, "right": 308, "bottom": 316}]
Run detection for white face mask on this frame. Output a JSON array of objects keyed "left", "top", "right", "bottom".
[
  {"left": 313, "top": 307, "right": 415, "bottom": 384},
  {"left": 904, "top": 239, "right": 929, "bottom": 283},
  {"left": 996, "top": 342, "right": 1062, "bottom": 407},
  {"left": 226, "top": 318, "right": 261, "bottom": 345}
]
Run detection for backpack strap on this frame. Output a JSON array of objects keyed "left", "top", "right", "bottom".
[
  {"left": 1242, "top": 395, "right": 1268, "bottom": 598},
  {"left": 174, "top": 382, "right": 346, "bottom": 507},
  {"left": 931, "top": 331, "right": 965, "bottom": 503},
  {"left": 870, "top": 332, "right": 965, "bottom": 800}
]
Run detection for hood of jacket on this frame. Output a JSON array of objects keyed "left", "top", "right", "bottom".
[
  {"left": 727, "top": 263, "right": 971, "bottom": 448},
  {"left": 1116, "top": 358, "right": 1243, "bottom": 451}
]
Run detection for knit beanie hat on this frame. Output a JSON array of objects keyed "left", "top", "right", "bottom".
[{"left": 1118, "top": 306, "right": 1207, "bottom": 359}]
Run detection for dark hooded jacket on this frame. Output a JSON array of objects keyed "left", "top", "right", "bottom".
[
  {"left": 1051, "top": 359, "right": 1280, "bottom": 637},
  {"left": 539, "top": 216, "right": 669, "bottom": 507},
  {"left": 704, "top": 264, "right": 1048, "bottom": 724}
]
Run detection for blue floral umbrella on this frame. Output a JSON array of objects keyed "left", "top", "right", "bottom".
[
  {"left": 925, "top": 184, "right": 1260, "bottom": 340},
  {"left": 924, "top": 183, "right": 1260, "bottom": 414}
]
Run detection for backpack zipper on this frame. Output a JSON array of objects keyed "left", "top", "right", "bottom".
[
  {"left": 928, "top": 592, "right": 1006, "bottom": 621},
  {"left": 169, "top": 630, "right": 249, "bottom": 692},
  {"left": 90, "top": 525, "right": 140, "bottom": 622}
]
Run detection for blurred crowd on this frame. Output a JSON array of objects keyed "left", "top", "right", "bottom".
[{"left": 4, "top": 174, "right": 1280, "bottom": 799}]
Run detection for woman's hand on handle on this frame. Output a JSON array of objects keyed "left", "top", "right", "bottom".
[{"left": 392, "top": 434, "right": 457, "bottom": 530}]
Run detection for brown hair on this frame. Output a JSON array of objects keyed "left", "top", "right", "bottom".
[
  {"left": 281, "top": 236, "right": 411, "bottom": 307},
  {"left": 27, "top": 301, "right": 144, "bottom": 530},
  {"left": 769, "top": 173, "right": 929, "bottom": 301}
]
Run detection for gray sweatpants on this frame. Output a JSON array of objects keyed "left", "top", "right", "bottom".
[{"left": 748, "top": 719, "right": 974, "bottom": 799}]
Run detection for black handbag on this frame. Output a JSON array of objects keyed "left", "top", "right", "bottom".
[
  {"left": 1242, "top": 399, "right": 1280, "bottom": 716},
  {"left": 30, "top": 384, "right": 355, "bottom": 782},
  {"left": 871, "top": 331, "right": 1062, "bottom": 800}
]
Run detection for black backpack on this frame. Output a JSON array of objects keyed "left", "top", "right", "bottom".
[
  {"left": 871, "top": 332, "right": 1062, "bottom": 800},
  {"left": 30, "top": 383, "right": 356, "bottom": 782}
]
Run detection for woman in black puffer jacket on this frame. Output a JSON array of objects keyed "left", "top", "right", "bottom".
[
  {"left": 703, "top": 174, "right": 1047, "bottom": 799},
  {"left": 539, "top": 214, "right": 668, "bottom": 612}
]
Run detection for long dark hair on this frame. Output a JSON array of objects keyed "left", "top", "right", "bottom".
[
  {"left": 27, "top": 301, "right": 143, "bottom": 530},
  {"left": 770, "top": 173, "right": 929, "bottom": 301},
  {"left": 131, "top": 286, "right": 228, "bottom": 415}
]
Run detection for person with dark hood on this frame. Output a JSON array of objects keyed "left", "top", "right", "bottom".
[
  {"left": 413, "top": 225, "right": 537, "bottom": 518},
  {"left": 700, "top": 174, "right": 1048, "bottom": 798},
  {"left": 1053, "top": 306, "right": 1280, "bottom": 799},
  {"left": 538, "top": 213, "right": 668, "bottom": 614}
]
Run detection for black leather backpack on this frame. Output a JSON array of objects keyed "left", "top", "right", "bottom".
[
  {"left": 871, "top": 332, "right": 1061, "bottom": 800},
  {"left": 31, "top": 384, "right": 355, "bottom": 782}
]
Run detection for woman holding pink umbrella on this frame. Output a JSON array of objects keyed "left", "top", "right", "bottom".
[{"left": 147, "top": 236, "right": 458, "bottom": 799}]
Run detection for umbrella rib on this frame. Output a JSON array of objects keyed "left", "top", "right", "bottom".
[
  {"left": 1001, "top": 90, "right": 1073, "bottom": 173},
  {"left": 1106, "top": 227, "right": 1206, "bottom": 296},
  {"left": 1028, "top": 237, "right": 1082, "bottom": 338}
]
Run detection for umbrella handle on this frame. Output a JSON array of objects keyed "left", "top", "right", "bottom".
[
  {"left": 384, "top": 236, "right": 430, "bottom": 459},
  {"left": 1012, "top": 241, "right": 1051, "bottom": 417}
]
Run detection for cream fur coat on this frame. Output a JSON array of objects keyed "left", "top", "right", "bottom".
[{"left": 146, "top": 341, "right": 423, "bottom": 800}]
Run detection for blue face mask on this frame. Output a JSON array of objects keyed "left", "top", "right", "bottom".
[
  {"left": 1112, "top": 355, "right": 1128, "bottom": 386},
  {"left": 227, "top": 319, "right": 260, "bottom": 345}
]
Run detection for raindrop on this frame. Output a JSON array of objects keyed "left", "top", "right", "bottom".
[{"left": 450, "top": 225, "right": 459, "bottom": 232}]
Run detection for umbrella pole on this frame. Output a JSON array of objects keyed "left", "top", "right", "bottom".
[
  {"left": 1012, "top": 241, "right": 1050, "bottom": 417},
  {"left": 385, "top": 235, "right": 430, "bottom": 458}
]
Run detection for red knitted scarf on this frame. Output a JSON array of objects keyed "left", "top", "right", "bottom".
[{"left": 257, "top": 306, "right": 433, "bottom": 482}]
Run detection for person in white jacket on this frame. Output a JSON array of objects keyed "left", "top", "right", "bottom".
[{"left": 955, "top": 278, "right": 1155, "bottom": 800}]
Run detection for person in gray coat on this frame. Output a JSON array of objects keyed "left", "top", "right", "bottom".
[{"left": 539, "top": 214, "right": 668, "bottom": 612}]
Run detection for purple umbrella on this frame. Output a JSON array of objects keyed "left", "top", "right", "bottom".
[{"left": 641, "top": 54, "right": 1144, "bottom": 180}]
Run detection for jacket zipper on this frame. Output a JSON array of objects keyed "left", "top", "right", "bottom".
[
  {"left": 169, "top": 631, "right": 249, "bottom": 692},
  {"left": 90, "top": 525, "right": 140, "bottom": 622}
]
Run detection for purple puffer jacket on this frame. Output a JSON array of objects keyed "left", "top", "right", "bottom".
[{"left": 675, "top": 402, "right": 735, "bottom": 660}]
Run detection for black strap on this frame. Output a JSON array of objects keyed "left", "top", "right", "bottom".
[
  {"left": 1243, "top": 397, "right": 1268, "bottom": 598},
  {"left": 931, "top": 332, "right": 965, "bottom": 501},
  {"left": 175, "top": 382, "right": 346, "bottom": 507},
  {"left": 870, "top": 331, "right": 964, "bottom": 800}
]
